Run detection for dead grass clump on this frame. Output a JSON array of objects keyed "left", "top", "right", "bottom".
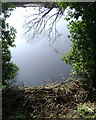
[{"left": 2, "top": 79, "right": 96, "bottom": 119}]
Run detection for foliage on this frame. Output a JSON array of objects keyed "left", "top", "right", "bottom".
[
  {"left": 59, "top": 2, "right": 96, "bottom": 87},
  {"left": 1, "top": 2, "right": 19, "bottom": 85},
  {"left": 75, "top": 103, "right": 96, "bottom": 118},
  {"left": 16, "top": 113, "right": 26, "bottom": 119}
]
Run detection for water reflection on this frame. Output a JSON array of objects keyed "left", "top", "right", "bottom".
[{"left": 7, "top": 7, "right": 72, "bottom": 86}]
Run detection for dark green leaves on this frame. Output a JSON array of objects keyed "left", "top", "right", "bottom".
[
  {"left": 60, "top": 3, "right": 96, "bottom": 87},
  {"left": 2, "top": 3, "right": 18, "bottom": 85}
]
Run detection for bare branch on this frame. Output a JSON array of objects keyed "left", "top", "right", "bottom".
[
  {"left": 42, "top": 7, "right": 53, "bottom": 18},
  {"left": 23, "top": 5, "right": 64, "bottom": 42}
]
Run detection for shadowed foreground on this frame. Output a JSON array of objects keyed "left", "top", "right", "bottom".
[{"left": 2, "top": 79, "right": 96, "bottom": 119}]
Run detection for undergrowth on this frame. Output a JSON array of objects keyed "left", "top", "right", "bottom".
[{"left": 2, "top": 79, "right": 96, "bottom": 119}]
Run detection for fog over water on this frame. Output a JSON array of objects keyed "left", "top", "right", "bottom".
[{"left": 7, "top": 7, "right": 72, "bottom": 86}]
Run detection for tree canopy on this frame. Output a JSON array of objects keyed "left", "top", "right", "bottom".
[
  {"left": 1, "top": 2, "right": 19, "bottom": 85},
  {"left": 59, "top": 2, "right": 96, "bottom": 87}
]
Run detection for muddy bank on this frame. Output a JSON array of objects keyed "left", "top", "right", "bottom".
[{"left": 2, "top": 79, "right": 96, "bottom": 119}]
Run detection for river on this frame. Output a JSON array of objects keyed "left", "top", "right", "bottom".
[{"left": 7, "top": 7, "right": 72, "bottom": 86}]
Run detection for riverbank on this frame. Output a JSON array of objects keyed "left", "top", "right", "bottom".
[{"left": 2, "top": 79, "right": 96, "bottom": 119}]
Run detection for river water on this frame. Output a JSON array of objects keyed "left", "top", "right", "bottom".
[{"left": 7, "top": 7, "right": 72, "bottom": 86}]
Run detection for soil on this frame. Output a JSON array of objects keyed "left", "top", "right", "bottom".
[{"left": 2, "top": 79, "right": 96, "bottom": 120}]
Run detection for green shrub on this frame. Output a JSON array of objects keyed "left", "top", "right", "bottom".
[{"left": 75, "top": 104, "right": 96, "bottom": 118}]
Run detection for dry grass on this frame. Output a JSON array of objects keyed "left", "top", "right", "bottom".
[{"left": 2, "top": 79, "right": 96, "bottom": 120}]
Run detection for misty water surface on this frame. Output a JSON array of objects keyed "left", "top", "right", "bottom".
[{"left": 7, "top": 7, "right": 72, "bottom": 86}]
